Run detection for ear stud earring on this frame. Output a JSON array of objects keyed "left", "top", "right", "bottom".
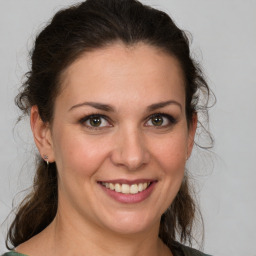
[{"left": 43, "top": 154, "right": 49, "bottom": 165}]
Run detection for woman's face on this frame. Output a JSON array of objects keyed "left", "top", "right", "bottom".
[{"left": 43, "top": 43, "right": 196, "bottom": 235}]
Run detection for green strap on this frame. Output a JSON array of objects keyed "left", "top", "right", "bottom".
[{"left": 1, "top": 252, "right": 28, "bottom": 256}]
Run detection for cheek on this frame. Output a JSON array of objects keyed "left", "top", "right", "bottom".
[
  {"left": 149, "top": 131, "right": 188, "bottom": 208},
  {"left": 52, "top": 130, "right": 111, "bottom": 211},
  {"left": 151, "top": 132, "right": 188, "bottom": 174},
  {"left": 52, "top": 128, "right": 109, "bottom": 179}
]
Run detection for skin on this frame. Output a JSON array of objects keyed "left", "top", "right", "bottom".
[{"left": 17, "top": 43, "right": 197, "bottom": 256}]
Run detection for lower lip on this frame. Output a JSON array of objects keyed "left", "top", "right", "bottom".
[{"left": 99, "top": 182, "right": 156, "bottom": 204}]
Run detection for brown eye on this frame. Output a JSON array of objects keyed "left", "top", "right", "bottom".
[
  {"left": 151, "top": 115, "right": 163, "bottom": 126},
  {"left": 145, "top": 113, "right": 176, "bottom": 127},
  {"left": 80, "top": 114, "right": 111, "bottom": 129},
  {"left": 89, "top": 117, "right": 102, "bottom": 127}
]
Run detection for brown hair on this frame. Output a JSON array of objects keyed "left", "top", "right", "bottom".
[{"left": 7, "top": 0, "right": 212, "bottom": 250}]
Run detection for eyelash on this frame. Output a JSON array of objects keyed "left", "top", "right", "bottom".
[
  {"left": 79, "top": 112, "right": 177, "bottom": 130},
  {"left": 79, "top": 114, "right": 111, "bottom": 130},
  {"left": 146, "top": 113, "right": 177, "bottom": 127}
]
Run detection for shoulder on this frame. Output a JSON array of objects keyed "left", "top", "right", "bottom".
[
  {"left": 180, "top": 245, "right": 212, "bottom": 256},
  {"left": 171, "top": 242, "right": 212, "bottom": 256}
]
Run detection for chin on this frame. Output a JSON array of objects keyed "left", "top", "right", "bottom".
[{"left": 98, "top": 209, "right": 160, "bottom": 236}]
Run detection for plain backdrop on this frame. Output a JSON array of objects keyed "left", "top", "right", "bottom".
[{"left": 0, "top": 1, "right": 255, "bottom": 255}]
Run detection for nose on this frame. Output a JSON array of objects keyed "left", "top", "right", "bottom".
[{"left": 110, "top": 127, "right": 150, "bottom": 171}]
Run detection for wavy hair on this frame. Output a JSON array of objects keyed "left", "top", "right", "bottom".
[{"left": 6, "top": 0, "right": 212, "bottom": 250}]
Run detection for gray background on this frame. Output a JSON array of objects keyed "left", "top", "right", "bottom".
[{"left": 0, "top": 1, "right": 255, "bottom": 255}]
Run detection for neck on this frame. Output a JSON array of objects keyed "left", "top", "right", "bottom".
[
  {"left": 16, "top": 207, "right": 172, "bottom": 256},
  {"left": 45, "top": 210, "right": 172, "bottom": 256}
]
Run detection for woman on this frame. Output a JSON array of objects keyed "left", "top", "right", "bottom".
[{"left": 3, "top": 0, "right": 213, "bottom": 255}]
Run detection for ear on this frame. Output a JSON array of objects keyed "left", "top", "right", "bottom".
[
  {"left": 187, "top": 113, "right": 197, "bottom": 159},
  {"left": 30, "top": 105, "right": 55, "bottom": 163}
]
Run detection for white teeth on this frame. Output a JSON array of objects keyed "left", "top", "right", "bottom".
[
  {"left": 138, "top": 183, "right": 143, "bottom": 192},
  {"left": 130, "top": 184, "right": 138, "bottom": 194},
  {"left": 115, "top": 183, "right": 121, "bottom": 192},
  {"left": 109, "top": 183, "right": 115, "bottom": 190},
  {"left": 121, "top": 184, "right": 130, "bottom": 194},
  {"left": 102, "top": 182, "right": 151, "bottom": 194}
]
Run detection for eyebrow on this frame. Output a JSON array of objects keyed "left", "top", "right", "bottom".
[
  {"left": 69, "top": 102, "right": 114, "bottom": 112},
  {"left": 69, "top": 100, "right": 182, "bottom": 112},
  {"left": 147, "top": 100, "right": 182, "bottom": 111}
]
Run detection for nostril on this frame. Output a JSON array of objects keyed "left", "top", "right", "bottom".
[{"left": 109, "top": 129, "right": 150, "bottom": 170}]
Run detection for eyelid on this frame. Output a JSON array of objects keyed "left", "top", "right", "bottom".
[
  {"left": 79, "top": 113, "right": 108, "bottom": 122},
  {"left": 79, "top": 114, "right": 112, "bottom": 129},
  {"left": 145, "top": 112, "right": 177, "bottom": 127},
  {"left": 79, "top": 112, "right": 177, "bottom": 130}
]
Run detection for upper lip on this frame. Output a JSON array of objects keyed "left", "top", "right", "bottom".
[{"left": 98, "top": 179, "right": 157, "bottom": 185}]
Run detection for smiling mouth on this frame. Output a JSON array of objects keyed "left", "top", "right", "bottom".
[{"left": 99, "top": 182, "right": 152, "bottom": 195}]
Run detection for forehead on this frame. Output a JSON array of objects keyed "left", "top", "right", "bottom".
[{"left": 58, "top": 42, "right": 185, "bottom": 109}]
